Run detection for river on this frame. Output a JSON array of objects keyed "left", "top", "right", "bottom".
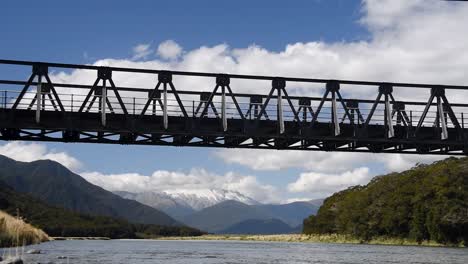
[{"left": 1, "top": 240, "right": 467, "bottom": 264}]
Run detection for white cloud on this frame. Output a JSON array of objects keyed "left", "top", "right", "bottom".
[
  {"left": 0, "top": 142, "right": 82, "bottom": 171},
  {"left": 157, "top": 40, "right": 183, "bottom": 60},
  {"left": 132, "top": 43, "right": 152, "bottom": 60},
  {"left": 215, "top": 149, "right": 442, "bottom": 174},
  {"left": 81, "top": 169, "right": 279, "bottom": 203},
  {"left": 287, "top": 167, "right": 372, "bottom": 195},
  {"left": 283, "top": 198, "right": 314, "bottom": 204}
]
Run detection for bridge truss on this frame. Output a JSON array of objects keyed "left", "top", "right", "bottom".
[{"left": 0, "top": 59, "right": 468, "bottom": 155}]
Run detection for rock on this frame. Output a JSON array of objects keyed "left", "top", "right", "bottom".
[
  {"left": 57, "top": 256, "right": 67, "bottom": 259},
  {"left": 0, "top": 257, "right": 24, "bottom": 264},
  {"left": 26, "top": 249, "right": 41, "bottom": 254}
]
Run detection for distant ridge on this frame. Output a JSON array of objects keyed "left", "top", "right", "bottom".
[
  {"left": 183, "top": 200, "right": 272, "bottom": 233},
  {"left": 0, "top": 155, "right": 177, "bottom": 226},
  {"left": 181, "top": 200, "right": 320, "bottom": 233}
]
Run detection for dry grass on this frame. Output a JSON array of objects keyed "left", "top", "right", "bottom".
[
  {"left": 156, "top": 234, "right": 455, "bottom": 247},
  {"left": 0, "top": 210, "right": 50, "bottom": 248}
]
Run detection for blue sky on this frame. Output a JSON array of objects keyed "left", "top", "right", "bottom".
[
  {"left": 1, "top": 0, "right": 366, "bottom": 63},
  {"left": 1, "top": 0, "right": 466, "bottom": 203}
]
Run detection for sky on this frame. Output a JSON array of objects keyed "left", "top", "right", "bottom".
[{"left": 1, "top": 0, "right": 467, "bottom": 203}]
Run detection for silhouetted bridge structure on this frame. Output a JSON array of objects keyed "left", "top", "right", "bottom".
[{"left": 1, "top": 59, "right": 468, "bottom": 155}]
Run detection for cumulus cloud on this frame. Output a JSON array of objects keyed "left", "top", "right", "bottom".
[
  {"left": 0, "top": 142, "right": 82, "bottom": 171},
  {"left": 287, "top": 167, "right": 372, "bottom": 196},
  {"left": 81, "top": 169, "right": 279, "bottom": 203},
  {"left": 132, "top": 43, "right": 152, "bottom": 60},
  {"left": 156, "top": 40, "right": 183, "bottom": 60},
  {"left": 215, "top": 149, "right": 442, "bottom": 174}
]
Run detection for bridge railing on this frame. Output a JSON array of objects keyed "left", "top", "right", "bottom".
[
  {"left": 0, "top": 88, "right": 465, "bottom": 129},
  {"left": 1, "top": 59, "right": 468, "bottom": 136}
]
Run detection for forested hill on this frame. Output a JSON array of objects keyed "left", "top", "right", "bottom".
[
  {"left": 0, "top": 155, "right": 176, "bottom": 226},
  {"left": 0, "top": 180, "right": 205, "bottom": 239},
  {"left": 303, "top": 157, "right": 468, "bottom": 246}
]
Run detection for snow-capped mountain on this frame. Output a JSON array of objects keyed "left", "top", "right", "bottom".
[
  {"left": 114, "top": 189, "right": 259, "bottom": 220},
  {"left": 165, "top": 189, "right": 259, "bottom": 210}
]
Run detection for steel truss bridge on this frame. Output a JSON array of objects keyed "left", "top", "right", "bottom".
[{"left": 1, "top": 59, "right": 468, "bottom": 155}]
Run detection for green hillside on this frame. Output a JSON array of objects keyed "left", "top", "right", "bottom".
[
  {"left": 0, "top": 155, "right": 176, "bottom": 226},
  {"left": 303, "top": 157, "right": 468, "bottom": 246},
  {"left": 0, "top": 180, "right": 205, "bottom": 239}
]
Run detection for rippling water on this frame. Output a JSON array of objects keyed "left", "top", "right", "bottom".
[{"left": 1, "top": 240, "right": 467, "bottom": 264}]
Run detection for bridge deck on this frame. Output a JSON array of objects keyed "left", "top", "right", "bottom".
[{"left": 0, "top": 59, "right": 468, "bottom": 155}]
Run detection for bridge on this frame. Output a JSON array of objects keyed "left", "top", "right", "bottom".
[{"left": 0, "top": 59, "right": 468, "bottom": 155}]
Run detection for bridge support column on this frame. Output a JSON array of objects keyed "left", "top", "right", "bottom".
[
  {"left": 79, "top": 67, "right": 128, "bottom": 127},
  {"left": 365, "top": 84, "right": 395, "bottom": 138},
  {"left": 101, "top": 79, "right": 107, "bottom": 126},
  {"left": 141, "top": 71, "right": 187, "bottom": 129},
  {"left": 382, "top": 85, "right": 395, "bottom": 138},
  {"left": 199, "top": 74, "right": 244, "bottom": 132},
  {"left": 331, "top": 84, "right": 339, "bottom": 136},
  {"left": 417, "top": 87, "right": 459, "bottom": 140},
  {"left": 273, "top": 78, "right": 285, "bottom": 134},
  {"left": 12, "top": 63, "right": 65, "bottom": 123},
  {"left": 36, "top": 74, "right": 42, "bottom": 123},
  {"left": 311, "top": 81, "right": 353, "bottom": 136},
  {"left": 257, "top": 78, "right": 299, "bottom": 134}
]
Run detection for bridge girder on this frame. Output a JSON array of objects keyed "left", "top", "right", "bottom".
[{"left": 0, "top": 59, "right": 468, "bottom": 155}]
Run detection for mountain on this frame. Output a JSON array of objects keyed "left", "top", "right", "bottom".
[
  {"left": 183, "top": 199, "right": 320, "bottom": 234},
  {"left": 166, "top": 189, "right": 259, "bottom": 210},
  {"left": 254, "top": 202, "right": 320, "bottom": 227},
  {"left": 115, "top": 191, "right": 195, "bottom": 220},
  {"left": 219, "top": 218, "right": 294, "bottom": 235},
  {"left": 0, "top": 155, "right": 177, "bottom": 226},
  {"left": 114, "top": 189, "right": 259, "bottom": 220},
  {"left": 183, "top": 200, "right": 273, "bottom": 233},
  {"left": 0, "top": 180, "right": 204, "bottom": 239},
  {"left": 303, "top": 157, "right": 468, "bottom": 246}
]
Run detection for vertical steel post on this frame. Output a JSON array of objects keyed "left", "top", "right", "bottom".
[
  {"left": 222, "top": 86, "right": 227, "bottom": 132},
  {"left": 410, "top": 110, "right": 413, "bottom": 126},
  {"left": 438, "top": 97, "right": 448, "bottom": 140},
  {"left": 273, "top": 78, "right": 285, "bottom": 134},
  {"left": 278, "top": 88, "right": 284, "bottom": 134},
  {"left": 462, "top": 113, "right": 465, "bottom": 129},
  {"left": 36, "top": 75, "right": 42, "bottom": 123},
  {"left": 331, "top": 91, "right": 339, "bottom": 136},
  {"left": 385, "top": 94, "right": 394, "bottom": 138},
  {"left": 71, "top": 94, "right": 74, "bottom": 112},
  {"left": 101, "top": 79, "right": 107, "bottom": 126},
  {"left": 163, "top": 82, "right": 168, "bottom": 129}
]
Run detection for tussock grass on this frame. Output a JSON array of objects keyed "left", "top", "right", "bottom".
[
  {"left": 0, "top": 210, "right": 50, "bottom": 248},
  {"left": 156, "top": 234, "right": 459, "bottom": 247}
]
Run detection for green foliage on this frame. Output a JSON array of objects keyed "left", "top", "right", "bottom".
[
  {"left": 303, "top": 157, "right": 468, "bottom": 246},
  {"left": 0, "top": 181, "right": 205, "bottom": 239}
]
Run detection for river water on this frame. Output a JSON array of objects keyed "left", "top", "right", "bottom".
[{"left": 1, "top": 240, "right": 467, "bottom": 264}]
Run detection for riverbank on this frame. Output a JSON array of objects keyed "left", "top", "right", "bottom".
[
  {"left": 0, "top": 210, "right": 50, "bottom": 248},
  {"left": 154, "top": 234, "right": 464, "bottom": 247},
  {"left": 53, "top": 236, "right": 111, "bottom": 240}
]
